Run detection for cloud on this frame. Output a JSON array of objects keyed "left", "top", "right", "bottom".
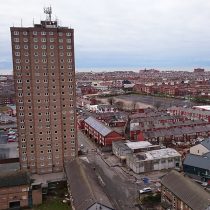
[{"left": 1, "top": 0, "right": 210, "bottom": 73}]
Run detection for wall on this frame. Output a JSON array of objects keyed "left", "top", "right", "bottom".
[
  {"left": 190, "top": 144, "right": 209, "bottom": 156},
  {"left": 0, "top": 185, "right": 29, "bottom": 210},
  {"left": 32, "top": 189, "right": 42, "bottom": 205}
]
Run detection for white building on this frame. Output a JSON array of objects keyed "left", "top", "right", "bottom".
[{"left": 126, "top": 148, "right": 181, "bottom": 173}]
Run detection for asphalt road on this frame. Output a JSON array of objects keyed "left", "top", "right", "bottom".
[
  {"left": 116, "top": 94, "right": 198, "bottom": 109},
  {"left": 78, "top": 130, "right": 142, "bottom": 210},
  {"left": 0, "top": 131, "right": 7, "bottom": 144},
  {"left": 0, "top": 130, "right": 19, "bottom": 159}
]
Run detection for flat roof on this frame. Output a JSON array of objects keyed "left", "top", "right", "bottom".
[
  {"left": 125, "top": 141, "right": 152, "bottom": 150},
  {"left": 145, "top": 148, "right": 181, "bottom": 160}
]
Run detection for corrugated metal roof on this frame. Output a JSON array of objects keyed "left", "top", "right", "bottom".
[
  {"left": 183, "top": 153, "right": 210, "bottom": 170},
  {"left": 201, "top": 139, "right": 210, "bottom": 150},
  {"left": 161, "top": 170, "right": 210, "bottom": 210},
  {"left": 84, "top": 116, "right": 113, "bottom": 137}
]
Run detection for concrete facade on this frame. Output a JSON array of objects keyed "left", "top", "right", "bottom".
[{"left": 126, "top": 148, "right": 181, "bottom": 174}]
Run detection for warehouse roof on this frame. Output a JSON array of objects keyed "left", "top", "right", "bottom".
[
  {"left": 183, "top": 153, "right": 210, "bottom": 170},
  {"left": 201, "top": 139, "right": 210, "bottom": 150},
  {"left": 84, "top": 116, "right": 114, "bottom": 137},
  {"left": 161, "top": 170, "right": 210, "bottom": 210},
  {"left": 0, "top": 171, "right": 30, "bottom": 188}
]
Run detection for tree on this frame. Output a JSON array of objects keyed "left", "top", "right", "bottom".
[
  {"left": 154, "top": 101, "right": 162, "bottom": 110},
  {"left": 107, "top": 97, "right": 114, "bottom": 105},
  {"left": 131, "top": 101, "right": 137, "bottom": 111},
  {"left": 115, "top": 101, "right": 124, "bottom": 110}
]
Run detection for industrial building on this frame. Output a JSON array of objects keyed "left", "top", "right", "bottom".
[
  {"left": 126, "top": 148, "right": 181, "bottom": 174},
  {"left": 112, "top": 141, "right": 181, "bottom": 173},
  {"left": 112, "top": 140, "right": 160, "bottom": 160},
  {"left": 183, "top": 138, "right": 210, "bottom": 183}
]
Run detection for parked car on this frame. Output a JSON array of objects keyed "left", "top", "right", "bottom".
[
  {"left": 139, "top": 187, "right": 152, "bottom": 194},
  {"left": 8, "top": 130, "right": 16, "bottom": 135},
  {"left": 8, "top": 138, "right": 16, "bottom": 143}
]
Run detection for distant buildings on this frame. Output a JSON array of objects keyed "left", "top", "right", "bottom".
[
  {"left": 168, "top": 106, "right": 210, "bottom": 122},
  {"left": 161, "top": 170, "right": 210, "bottom": 210},
  {"left": 11, "top": 9, "right": 77, "bottom": 174},
  {"left": 194, "top": 68, "right": 205, "bottom": 73}
]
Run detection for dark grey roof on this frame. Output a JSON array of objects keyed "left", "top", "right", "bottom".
[
  {"left": 0, "top": 171, "right": 30, "bottom": 188},
  {"left": 143, "top": 125, "right": 210, "bottom": 139},
  {"left": 65, "top": 159, "right": 114, "bottom": 210},
  {"left": 161, "top": 170, "right": 210, "bottom": 210},
  {"left": 84, "top": 116, "right": 113, "bottom": 137},
  {"left": 183, "top": 153, "right": 210, "bottom": 170},
  {"left": 201, "top": 139, "right": 210, "bottom": 150}
]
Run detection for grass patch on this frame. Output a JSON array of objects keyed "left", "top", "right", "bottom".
[{"left": 33, "top": 198, "right": 71, "bottom": 210}]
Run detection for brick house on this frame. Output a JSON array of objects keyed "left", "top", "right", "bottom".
[
  {"left": 0, "top": 171, "right": 42, "bottom": 210},
  {"left": 84, "top": 116, "right": 122, "bottom": 148}
]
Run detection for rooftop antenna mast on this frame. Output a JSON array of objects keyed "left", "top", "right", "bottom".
[{"left": 44, "top": 6, "right": 52, "bottom": 21}]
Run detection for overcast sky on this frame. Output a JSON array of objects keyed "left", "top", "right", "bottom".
[{"left": 1, "top": 0, "right": 210, "bottom": 74}]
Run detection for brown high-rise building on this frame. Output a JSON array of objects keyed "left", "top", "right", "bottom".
[{"left": 10, "top": 8, "right": 77, "bottom": 174}]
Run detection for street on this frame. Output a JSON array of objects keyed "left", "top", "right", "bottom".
[{"left": 78, "top": 130, "right": 149, "bottom": 210}]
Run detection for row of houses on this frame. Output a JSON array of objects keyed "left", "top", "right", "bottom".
[
  {"left": 168, "top": 106, "right": 210, "bottom": 122},
  {"left": 134, "top": 82, "right": 210, "bottom": 98},
  {"left": 130, "top": 118, "right": 209, "bottom": 141},
  {"left": 141, "top": 124, "right": 210, "bottom": 146}
]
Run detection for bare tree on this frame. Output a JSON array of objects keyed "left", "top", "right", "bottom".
[
  {"left": 107, "top": 97, "right": 114, "bottom": 105},
  {"left": 131, "top": 101, "right": 137, "bottom": 111},
  {"left": 154, "top": 101, "right": 162, "bottom": 110},
  {"left": 115, "top": 101, "right": 124, "bottom": 110}
]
